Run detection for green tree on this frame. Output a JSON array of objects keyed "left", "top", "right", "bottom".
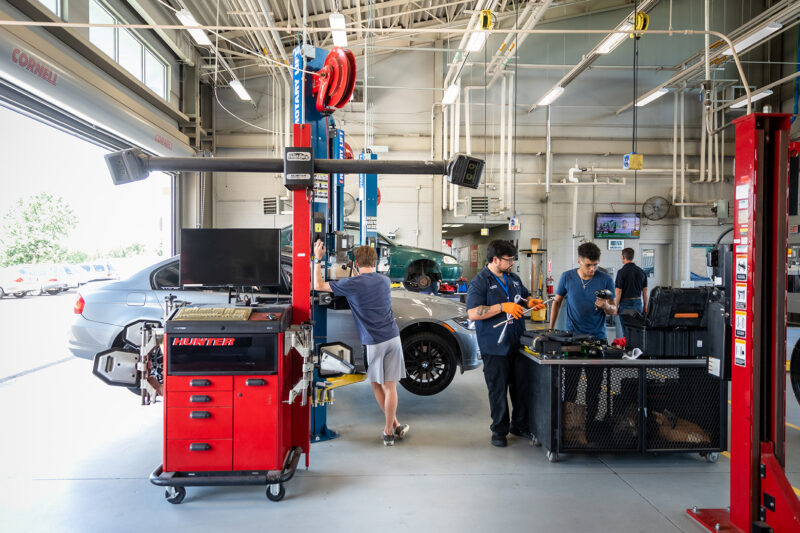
[
  {"left": 0, "top": 193, "right": 77, "bottom": 266},
  {"left": 107, "top": 242, "right": 148, "bottom": 258}
]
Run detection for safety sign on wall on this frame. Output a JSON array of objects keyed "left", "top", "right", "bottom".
[
  {"left": 734, "top": 339, "right": 747, "bottom": 367},
  {"left": 735, "top": 283, "right": 747, "bottom": 310},
  {"left": 735, "top": 311, "right": 747, "bottom": 338},
  {"left": 735, "top": 256, "right": 747, "bottom": 281},
  {"left": 313, "top": 174, "right": 329, "bottom": 201}
]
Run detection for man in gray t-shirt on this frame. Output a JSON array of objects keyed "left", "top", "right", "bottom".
[{"left": 313, "top": 240, "right": 409, "bottom": 447}]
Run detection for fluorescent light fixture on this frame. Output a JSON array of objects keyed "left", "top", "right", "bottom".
[
  {"left": 635, "top": 88, "right": 669, "bottom": 107},
  {"left": 229, "top": 79, "right": 252, "bottom": 101},
  {"left": 442, "top": 83, "right": 460, "bottom": 105},
  {"left": 329, "top": 13, "right": 348, "bottom": 47},
  {"left": 730, "top": 89, "right": 773, "bottom": 109},
  {"left": 537, "top": 86, "right": 565, "bottom": 106},
  {"left": 466, "top": 31, "right": 488, "bottom": 53},
  {"left": 723, "top": 22, "right": 782, "bottom": 56},
  {"left": 176, "top": 9, "right": 212, "bottom": 47},
  {"left": 596, "top": 23, "right": 633, "bottom": 54}
]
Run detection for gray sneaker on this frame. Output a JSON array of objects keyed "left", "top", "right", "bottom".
[
  {"left": 383, "top": 432, "right": 395, "bottom": 446},
  {"left": 394, "top": 424, "right": 410, "bottom": 440}
]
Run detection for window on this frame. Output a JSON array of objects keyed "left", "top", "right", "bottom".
[
  {"left": 152, "top": 262, "right": 179, "bottom": 289},
  {"left": 37, "top": 0, "right": 60, "bottom": 17},
  {"left": 88, "top": 0, "right": 169, "bottom": 100}
]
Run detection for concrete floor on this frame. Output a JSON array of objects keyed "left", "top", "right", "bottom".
[{"left": 1, "top": 293, "right": 800, "bottom": 532}]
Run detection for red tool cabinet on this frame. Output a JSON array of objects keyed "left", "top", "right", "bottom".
[{"left": 150, "top": 305, "right": 308, "bottom": 504}]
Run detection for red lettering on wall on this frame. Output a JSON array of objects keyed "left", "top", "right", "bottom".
[
  {"left": 154, "top": 133, "right": 173, "bottom": 151},
  {"left": 10, "top": 48, "right": 58, "bottom": 86}
]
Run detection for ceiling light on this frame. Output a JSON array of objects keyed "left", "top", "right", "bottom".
[
  {"left": 442, "top": 83, "right": 460, "bottom": 105},
  {"left": 466, "top": 32, "right": 488, "bottom": 53},
  {"left": 596, "top": 23, "right": 633, "bottom": 54},
  {"left": 730, "top": 89, "right": 773, "bottom": 109},
  {"left": 329, "top": 13, "right": 348, "bottom": 47},
  {"left": 175, "top": 9, "right": 212, "bottom": 47},
  {"left": 722, "top": 22, "right": 782, "bottom": 56},
  {"left": 635, "top": 88, "right": 669, "bottom": 107},
  {"left": 229, "top": 79, "right": 252, "bottom": 101},
  {"left": 537, "top": 86, "right": 564, "bottom": 107}
]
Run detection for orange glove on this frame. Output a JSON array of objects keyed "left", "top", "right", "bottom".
[
  {"left": 526, "top": 297, "right": 543, "bottom": 308},
  {"left": 501, "top": 302, "right": 525, "bottom": 319}
]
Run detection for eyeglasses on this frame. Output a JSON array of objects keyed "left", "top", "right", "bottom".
[
  {"left": 580, "top": 261, "right": 600, "bottom": 269},
  {"left": 499, "top": 256, "right": 516, "bottom": 263}
]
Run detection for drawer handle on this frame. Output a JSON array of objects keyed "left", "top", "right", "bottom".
[
  {"left": 190, "top": 395, "right": 211, "bottom": 403},
  {"left": 190, "top": 411, "right": 211, "bottom": 419},
  {"left": 245, "top": 379, "right": 266, "bottom": 386},
  {"left": 190, "top": 379, "right": 211, "bottom": 387},
  {"left": 189, "top": 443, "right": 211, "bottom": 451}
]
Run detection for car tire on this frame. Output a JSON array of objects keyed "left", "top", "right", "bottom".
[
  {"left": 790, "top": 339, "right": 800, "bottom": 405},
  {"left": 0, "top": 288, "right": 4, "bottom": 298},
  {"left": 47, "top": 289, "right": 60, "bottom": 295},
  {"left": 13, "top": 292, "right": 25, "bottom": 298},
  {"left": 400, "top": 331, "right": 458, "bottom": 396}
]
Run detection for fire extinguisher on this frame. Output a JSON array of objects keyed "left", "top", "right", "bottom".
[{"left": 546, "top": 275, "right": 554, "bottom": 295}]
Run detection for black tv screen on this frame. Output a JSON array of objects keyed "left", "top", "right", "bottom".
[
  {"left": 180, "top": 229, "right": 281, "bottom": 287},
  {"left": 595, "top": 213, "right": 640, "bottom": 239}
]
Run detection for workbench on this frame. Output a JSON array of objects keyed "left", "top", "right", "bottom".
[{"left": 519, "top": 349, "right": 727, "bottom": 462}]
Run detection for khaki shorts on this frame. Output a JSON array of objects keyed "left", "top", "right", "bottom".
[{"left": 366, "top": 336, "right": 406, "bottom": 384}]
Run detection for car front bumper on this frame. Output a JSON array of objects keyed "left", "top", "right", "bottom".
[{"left": 444, "top": 319, "right": 481, "bottom": 372}]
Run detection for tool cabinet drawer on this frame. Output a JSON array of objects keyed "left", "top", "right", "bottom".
[
  {"left": 166, "top": 375, "right": 233, "bottom": 392},
  {"left": 167, "top": 407, "right": 233, "bottom": 439},
  {"left": 167, "top": 390, "right": 232, "bottom": 408},
  {"left": 165, "top": 439, "right": 232, "bottom": 472}
]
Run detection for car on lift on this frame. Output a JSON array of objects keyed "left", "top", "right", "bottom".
[
  {"left": 69, "top": 255, "right": 480, "bottom": 397},
  {"left": 280, "top": 222, "right": 462, "bottom": 292}
]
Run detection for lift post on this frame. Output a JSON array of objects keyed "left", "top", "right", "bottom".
[{"left": 688, "top": 113, "right": 800, "bottom": 532}]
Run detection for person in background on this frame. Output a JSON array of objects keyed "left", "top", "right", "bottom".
[
  {"left": 313, "top": 240, "right": 410, "bottom": 447},
  {"left": 548, "top": 242, "right": 616, "bottom": 445},
  {"left": 467, "top": 240, "right": 544, "bottom": 447},
  {"left": 614, "top": 247, "right": 648, "bottom": 340}
]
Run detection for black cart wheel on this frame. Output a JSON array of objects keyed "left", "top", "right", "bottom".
[
  {"left": 400, "top": 331, "right": 458, "bottom": 396},
  {"left": 266, "top": 483, "right": 285, "bottom": 502},
  {"left": 546, "top": 450, "right": 559, "bottom": 463},
  {"left": 790, "top": 339, "right": 800, "bottom": 405},
  {"left": 165, "top": 486, "right": 186, "bottom": 504},
  {"left": 703, "top": 452, "right": 719, "bottom": 463}
]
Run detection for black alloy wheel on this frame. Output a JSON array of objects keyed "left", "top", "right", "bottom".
[
  {"left": 400, "top": 331, "right": 457, "bottom": 396},
  {"left": 790, "top": 339, "right": 800, "bottom": 405}
]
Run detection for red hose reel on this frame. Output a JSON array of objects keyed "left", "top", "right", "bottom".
[{"left": 312, "top": 47, "right": 356, "bottom": 114}]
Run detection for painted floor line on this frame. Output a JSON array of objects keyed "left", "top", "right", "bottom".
[{"left": 0, "top": 357, "right": 72, "bottom": 385}]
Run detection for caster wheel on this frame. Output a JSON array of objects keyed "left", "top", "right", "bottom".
[
  {"left": 266, "top": 483, "right": 285, "bottom": 502},
  {"left": 546, "top": 450, "right": 559, "bottom": 463},
  {"left": 531, "top": 436, "right": 542, "bottom": 448},
  {"left": 165, "top": 486, "right": 186, "bottom": 504},
  {"left": 703, "top": 452, "right": 719, "bottom": 463}
]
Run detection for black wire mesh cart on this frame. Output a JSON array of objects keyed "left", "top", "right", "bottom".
[{"left": 519, "top": 351, "right": 727, "bottom": 462}]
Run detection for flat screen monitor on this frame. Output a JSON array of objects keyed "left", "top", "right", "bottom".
[
  {"left": 180, "top": 229, "right": 281, "bottom": 287},
  {"left": 595, "top": 213, "right": 640, "bottom": 239}
]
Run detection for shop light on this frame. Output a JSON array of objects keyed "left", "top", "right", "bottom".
[
  {"left": 465, "top": 31, "right": 488, "bottom": 53},
  {"left": 730, "top": 89, "right": 773, "bottom": 109},
  {"left": 229, "top": 79, "right": 252, "bottom": 101},
  {"left": 635, "top": 88, "right": 669, "bottom": 107},
  {"left": 176, "top": 9, "right": 212, "bottom": 47},
  {"left": 442, "top": 83, "right": 460, "bottom": 105},
  {"left": 329, "top": 13, "right": 348, "bottom": 47},
  {"left": 537, "top": 86, "right": 564, "bottom": 107},
  {"left": 596, "top": 23, "right": 633, "bottom": 54},
  {"left": 722, "top": 22, "right": 782, "bottom": 56}
]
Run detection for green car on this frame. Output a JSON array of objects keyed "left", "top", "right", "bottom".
[{"left": 281, "top": 222, "right": 462, "bottom": 291}]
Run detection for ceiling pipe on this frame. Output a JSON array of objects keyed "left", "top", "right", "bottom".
[
  {"left": 544, "top": 105, "right": 552, "bottom": 199},
  {"left": 486, "top": 1, "right": 553, "bottom": 89},
  {"left": 506, "top": 72, "right": 514, "bottom": 211},
  {"left": 499, "top": 74, "right": 507, "bottom": 209}
]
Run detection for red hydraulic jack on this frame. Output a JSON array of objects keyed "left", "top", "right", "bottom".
[{"left": 688, "top": 114, "right": 800, "bottom": 532}]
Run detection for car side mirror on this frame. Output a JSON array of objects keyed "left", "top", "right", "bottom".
[{"left": 318, "top": 342, "right": 355, "bottom": 377}]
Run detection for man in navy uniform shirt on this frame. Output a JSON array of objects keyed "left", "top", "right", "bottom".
[
  {"left": 467, "top": 240, "right": 543, "bottom": 447},
  {"left": 548, "top": 242, "right": 616, "bottom": 444}
]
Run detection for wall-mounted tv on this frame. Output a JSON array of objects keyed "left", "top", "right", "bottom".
[
  {"left": 180, "top": 228, "right": 281, "bottom": 287},
  {"left": 595, "top": 213, "right": 640, "bottom": 239}
]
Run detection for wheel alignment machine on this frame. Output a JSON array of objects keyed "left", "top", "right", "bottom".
[
  {"left": 688, "top": 113, "right": 800, "bottom": 532},
  {"left": 103, "top": 48, "right": 485, "bottom": 462}
]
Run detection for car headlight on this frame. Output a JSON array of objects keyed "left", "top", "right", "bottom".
[
  {"left": 442, "top": 255, "right": 459, "bottom": 265},
  {"left": 454, "top": 315, "right": 475, "bottom": 330}
]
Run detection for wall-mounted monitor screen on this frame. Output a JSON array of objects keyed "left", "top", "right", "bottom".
[
  {"left": 180, "top": 229, "right": 281, "bottom": 287},
  {"left": 595, "top": 213, "right": 640, "bottom": 239}
]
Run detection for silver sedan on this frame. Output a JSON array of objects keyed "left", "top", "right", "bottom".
[{"left": 69, "top": 256, "right": 480, "bottom": 396}]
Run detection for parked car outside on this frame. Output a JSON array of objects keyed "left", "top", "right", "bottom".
[
  {"left": 280, "top": 222, "right": 462, "bottom": 291},
  {"left": 69, "top": 256, "right": 480, "bottom": 396},
  {"left": 56, "top": 264, "right": 84, "bottom": 289},
  {"left": 21, "top": 264, "right": 69, "bottom": 295},
  {"left": 77, "top": 263, "right": 119, "bottom": 285},
  {"left": 0, "top": 266, "right": 39, "bottom": 298}
]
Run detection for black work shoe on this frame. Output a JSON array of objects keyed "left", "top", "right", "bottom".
[
  {"left": 491, "top": 432, "right": 508, "bottom": 447},
  {"left": 510, "top": 427, "right": 534, "bottom": 440},
  {"left": 383, "top": 433, "right": 395, "bottom": 446},
  {"left": 394, "top": 424, "right": 410, "bottom": 439}
]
